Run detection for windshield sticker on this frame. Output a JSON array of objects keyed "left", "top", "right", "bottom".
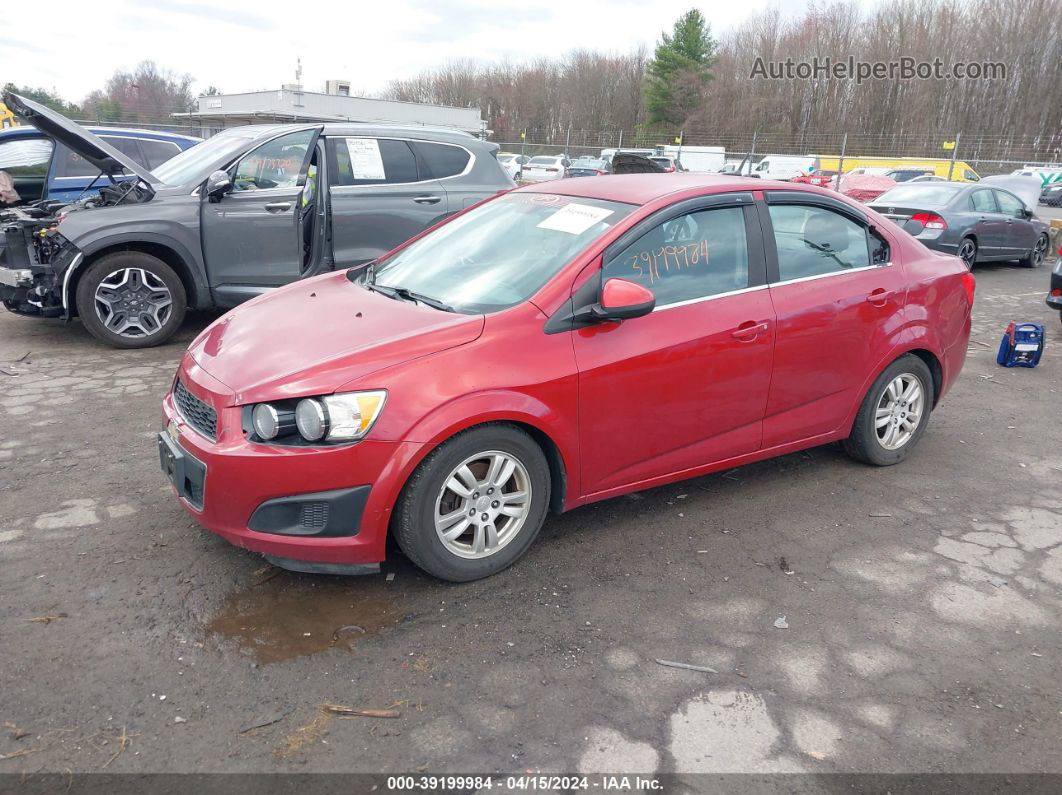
[
  {"left": 536, "top": 203, "right": 614, "bottom": 235},
  {"left": 345, "top": 138, "right": 386, "bottom": 180}
]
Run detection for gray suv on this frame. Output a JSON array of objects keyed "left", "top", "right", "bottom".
[{"left": 0, "top": 92, "right": 512, "bottom": 348}]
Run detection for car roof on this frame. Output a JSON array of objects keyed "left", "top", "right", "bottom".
[{"left": 518, "top": 174, "right": 799, "bottom": 205}]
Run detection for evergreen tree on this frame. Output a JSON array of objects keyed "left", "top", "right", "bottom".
[{"left": 644, "top": 9, "right": 716, "bottom": 126}]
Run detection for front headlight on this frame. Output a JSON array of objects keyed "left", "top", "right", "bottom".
[{"left": 251, "top": 390, "right": 387, "bottom": 444}]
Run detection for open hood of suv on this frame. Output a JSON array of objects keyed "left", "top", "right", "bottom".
[
  {"left": 3, "top": 91, "right": 162, "bottom": 186},
  {"left": 611, "top": 153, "right": 666, "bottom": 175}
]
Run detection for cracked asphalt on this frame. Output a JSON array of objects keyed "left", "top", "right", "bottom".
[{"left": 1, "top": 251, "right": 1060, "bottom": 777}]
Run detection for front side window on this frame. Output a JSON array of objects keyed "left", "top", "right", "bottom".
[
  {"left": 331, "top": 138, "right": 419, "bottom": 186},
  {"left": 369, "top": 193, "right": 634, "bottom": 313},
  {"left": 970, "top": 189, "right": 998, "bottom": 213},
  {"left": 963, "top": 169, "right": 980, "bottom": 181},
  {"left": 994, "top": 190, "right": 1025, "bottom": 218},
  {"left": 769, "top": 204, "right": 871, "bottom": 281},
  {"left": 0, "top": 138, "right": 53, "bottom": 175},
  {"left": 411, "top": 141, "right": 470, "bottom": 179},
  {"left": 603, "top": 206, "right": 749, "bottom": 306},
  {"left": 232, "top": 129, "right": 314, "bottom": 192},
  {"left": 153, "top": 127, "right": 263, "bottom": 186}
]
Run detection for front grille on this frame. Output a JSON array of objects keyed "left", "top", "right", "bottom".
[{"left": 173, "top": 378, "right": 217, "bottom": 441}]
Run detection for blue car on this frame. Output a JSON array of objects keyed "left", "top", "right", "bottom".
[{"left": 0, "top": 124, "right": 199, "bottom": 205}]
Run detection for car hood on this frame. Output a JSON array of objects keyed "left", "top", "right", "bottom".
[
  {"left": 612, "top": 153, "right": 666, "bottom": 174},
  {"left": 3, "top": 91, "right": 161, "bottom": 186},
  {"left": 980, "top": 175, "right": 1041, "bottom": 211},
  {"left": 187, "top": 271, "right": 485, "bottom": 405}
]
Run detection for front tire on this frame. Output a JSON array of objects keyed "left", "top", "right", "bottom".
[
  {"left": 842, "top": 355, "right": 935, "bottom": 466},
  {"left": 393, "top": 424, "right": 551, "bottom": 582},
  {"left": 75, "top": 251, "right": 187, "bottom": 349},
  {"left": 1018, "top": 234, "right": 1048, "bottom": 268}
]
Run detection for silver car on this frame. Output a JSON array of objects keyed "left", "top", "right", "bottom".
[{"left": 0, "top": 92, "right": 513, "bottom": 348}]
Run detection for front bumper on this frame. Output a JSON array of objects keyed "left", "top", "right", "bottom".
[{"left": 160, "top": 359, "right": 421, "bottom": 567}]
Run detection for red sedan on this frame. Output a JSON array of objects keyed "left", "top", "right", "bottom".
[{"left": 160, "top": 175, "right": 974, "bottom": 581}]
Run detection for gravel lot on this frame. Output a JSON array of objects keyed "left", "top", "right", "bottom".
[{"left": 1, "top": 246, "right": 1060, "bottom": 776}]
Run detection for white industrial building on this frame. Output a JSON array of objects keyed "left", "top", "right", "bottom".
[{"left": 174, "top": 82, "right": 486, "bottom": 137}]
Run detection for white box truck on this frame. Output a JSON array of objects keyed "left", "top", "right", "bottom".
[{"left": 661, "top": 145, "right": 725, "bottom": 173}]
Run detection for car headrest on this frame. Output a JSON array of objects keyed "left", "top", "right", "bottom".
[{"left": 803, "top": 212, "right": 850, "bottom": 253}]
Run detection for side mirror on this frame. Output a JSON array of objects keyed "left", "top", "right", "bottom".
[
  {"left": 590, "top": 278, "right": 655, "bottom": 321},
  {"left": 902, "top": 219, "right": 925, "bottom": 236},
  {"left": 1023, "top": 207, "right": 1034, "bottom": 219},
  {"left": 205, "top": 170, "right": 232, "bottom": 202}
]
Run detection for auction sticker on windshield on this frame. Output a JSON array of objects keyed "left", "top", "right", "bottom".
[{"left": 536, "top": 203, "right": 615, "bottom": 235}]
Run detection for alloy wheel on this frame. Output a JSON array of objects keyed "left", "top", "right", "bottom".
[
  {"left": 1032, "top": 235, "right": 1047, "bottom": 267},
  {"left": 875, "top": 374, "right": 924, "bottom": 450},
  {"left": 94, "top": 267, "right": 173, "bottom": 338},
  {"left": 957, "top": 239, "right": 976, "bottom": 269},
  {"left": 434, "top": 450, "right": 532, "bottom": 559}
]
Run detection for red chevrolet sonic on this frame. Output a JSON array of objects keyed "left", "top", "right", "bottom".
[{"left": 160, "top": 175, "right": 974, "bottom": 581}]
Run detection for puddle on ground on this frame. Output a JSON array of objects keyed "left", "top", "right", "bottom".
[{"left": 206, "top": 571, "right": 409, "bottom": 664}]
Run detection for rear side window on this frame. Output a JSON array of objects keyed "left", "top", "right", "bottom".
[
  {"left": 411, "top": 141, "right": 470, "bottom": 179},
  {"left": 970, "top": 190, "right": 998, "bottom": 213},
  {"left": 331, "top": 137, "right": 419, "bottom": 186},
  {"left": 0, "top": 137, "right": 53, "bottom": 175},
  {"left": 603, "top": 206, "right": 749, "bottom": 307},
  {"left": 769, "top": 204, "right": 871, "bottom": 280},
  {"left": 138, "top": 139, "right": 182, "bottom": 169}
]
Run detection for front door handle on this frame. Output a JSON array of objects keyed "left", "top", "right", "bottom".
[
  {"left": 264, "top": 201, "right": 292, "bottom": 213},
  {"left": 866, "top": 288, "right": 894, "bottom": 305},
  {"left": 731, "top": 321, "right": 769, "bottom": 341},
  {"left": 413, "top": 195, "right": 442, "bottom": 205}
]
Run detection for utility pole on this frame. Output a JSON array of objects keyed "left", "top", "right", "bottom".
[
  {"left": 565, "top": 124, "right": 571, "bottom": 160},
  {"left": 947, "top": 132, "right": 961, "bottom": 181},
  {"left": 746, "top": 131, "right": 758, "bottom": 176},
  {"left": 617, "top": 129, "right": 623, "bottom": 152},
  {"left": 835, "top": 132, "right": 848, "bottom": 190}
]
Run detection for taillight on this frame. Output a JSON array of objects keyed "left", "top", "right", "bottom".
[
  {"left": 912, "top": 212, "right": 947, "bottom": 230},
  {"left": 1051, "top": 288, "right": 1062, "bottom": 297},
  {"left": 961, "top": 271, "right": 976, "bottom": 307},
  {"left": 665, "top": 166, "right": 675, "bottom": 172},
  {"left": 596, "top": 170, "right": 605, "bottom": 175},
  {"left": 546, "top": 167, "right": 558, "bottom": 172}
]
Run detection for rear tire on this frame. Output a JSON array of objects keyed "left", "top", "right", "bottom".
[
  {"left": 1018, "top": 234, "right": 1048, "bottom": 268},
  {"left": 76, "top": 251, "right": 186, "bottom": 349},
  {"left": 392, "top": 424, "right": 551, "bottom": 582},
  {"left": 842, "top": 354, "right": 935, "bottom": 467},
  {"left": 956, "top": 237, "right": 977, "bottom": 270}
]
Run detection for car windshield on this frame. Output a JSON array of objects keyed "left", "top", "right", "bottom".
[
  {"left": 874, "top": 184, "right": 964, "bottom": 206},
  {"left": 152, "top": 128, "right": 264, "bottom": 186},
  {"left": 367, "top": 193, "right": 634, "bottom": 313},
  {"left": 573, "top": 160, "right": 606, "bottom": 169},
  {"left": 528, "top": 156, "right": 559, "bottom": 165}
]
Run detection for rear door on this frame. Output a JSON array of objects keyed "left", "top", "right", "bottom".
[
  {"left": 760, "top": 193, "right": 905, "bottom": 448},
  {"left": 409, "top": 139, "right": 487, "bottom": 213},
  {"left": 327, "top": 136, "right": 447, "bottom": 266},
  {"left": 968, "top": 188, "right": 1007, "bottom": 257},
  {"left": 993, "top": 189, "right": 1036, "bottom": 256},
  {"left": 201, "top": 127, "right": 320, "bottom": 296}
]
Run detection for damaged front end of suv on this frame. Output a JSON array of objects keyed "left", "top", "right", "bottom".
[{"left": 0, "top": 92, "right": 158, "bottom": 321}]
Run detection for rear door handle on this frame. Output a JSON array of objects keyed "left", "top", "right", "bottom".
[
  {"left": 264, "top": 201, "right": 292, "bottom": 213},
  {"left": 731, "top": 321, "right": 769, "bottom": 340},
  {"left": 866, "top": 288, "right": 895, "bottom": 305},
  {"left": 413, "top": 195, "right": 442, "bottom": 204}
]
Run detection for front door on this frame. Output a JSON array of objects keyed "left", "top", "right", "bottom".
[
  {"left": 759, "top": 196, "right": 907, "bottom": 448},
  {"left": 201, "top": 128, "right": 319, "bottom": 301},
  {"left": 327, "top": 136, "right": 448, "bottom": 266},
  {"left": 573, "top": 197, "right": 775, "bottom": 497}
]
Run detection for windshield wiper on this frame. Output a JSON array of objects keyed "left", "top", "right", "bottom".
[{"left": 364, "top": 281, "right": 454, "bottom": 312}]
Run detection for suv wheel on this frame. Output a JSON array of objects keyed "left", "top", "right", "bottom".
[
  {"left": 76, "top": 252, "right": 187, "bottom": 349},
  {"left": 843, "top": 354, "right": 934, "bottom": 466},
  {"left": 393, "top": 424, "right": 551, "bottom": 582}
]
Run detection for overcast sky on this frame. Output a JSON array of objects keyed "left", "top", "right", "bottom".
[{"left": 2, "top": 0, "right": 812, "bottom": 104}]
